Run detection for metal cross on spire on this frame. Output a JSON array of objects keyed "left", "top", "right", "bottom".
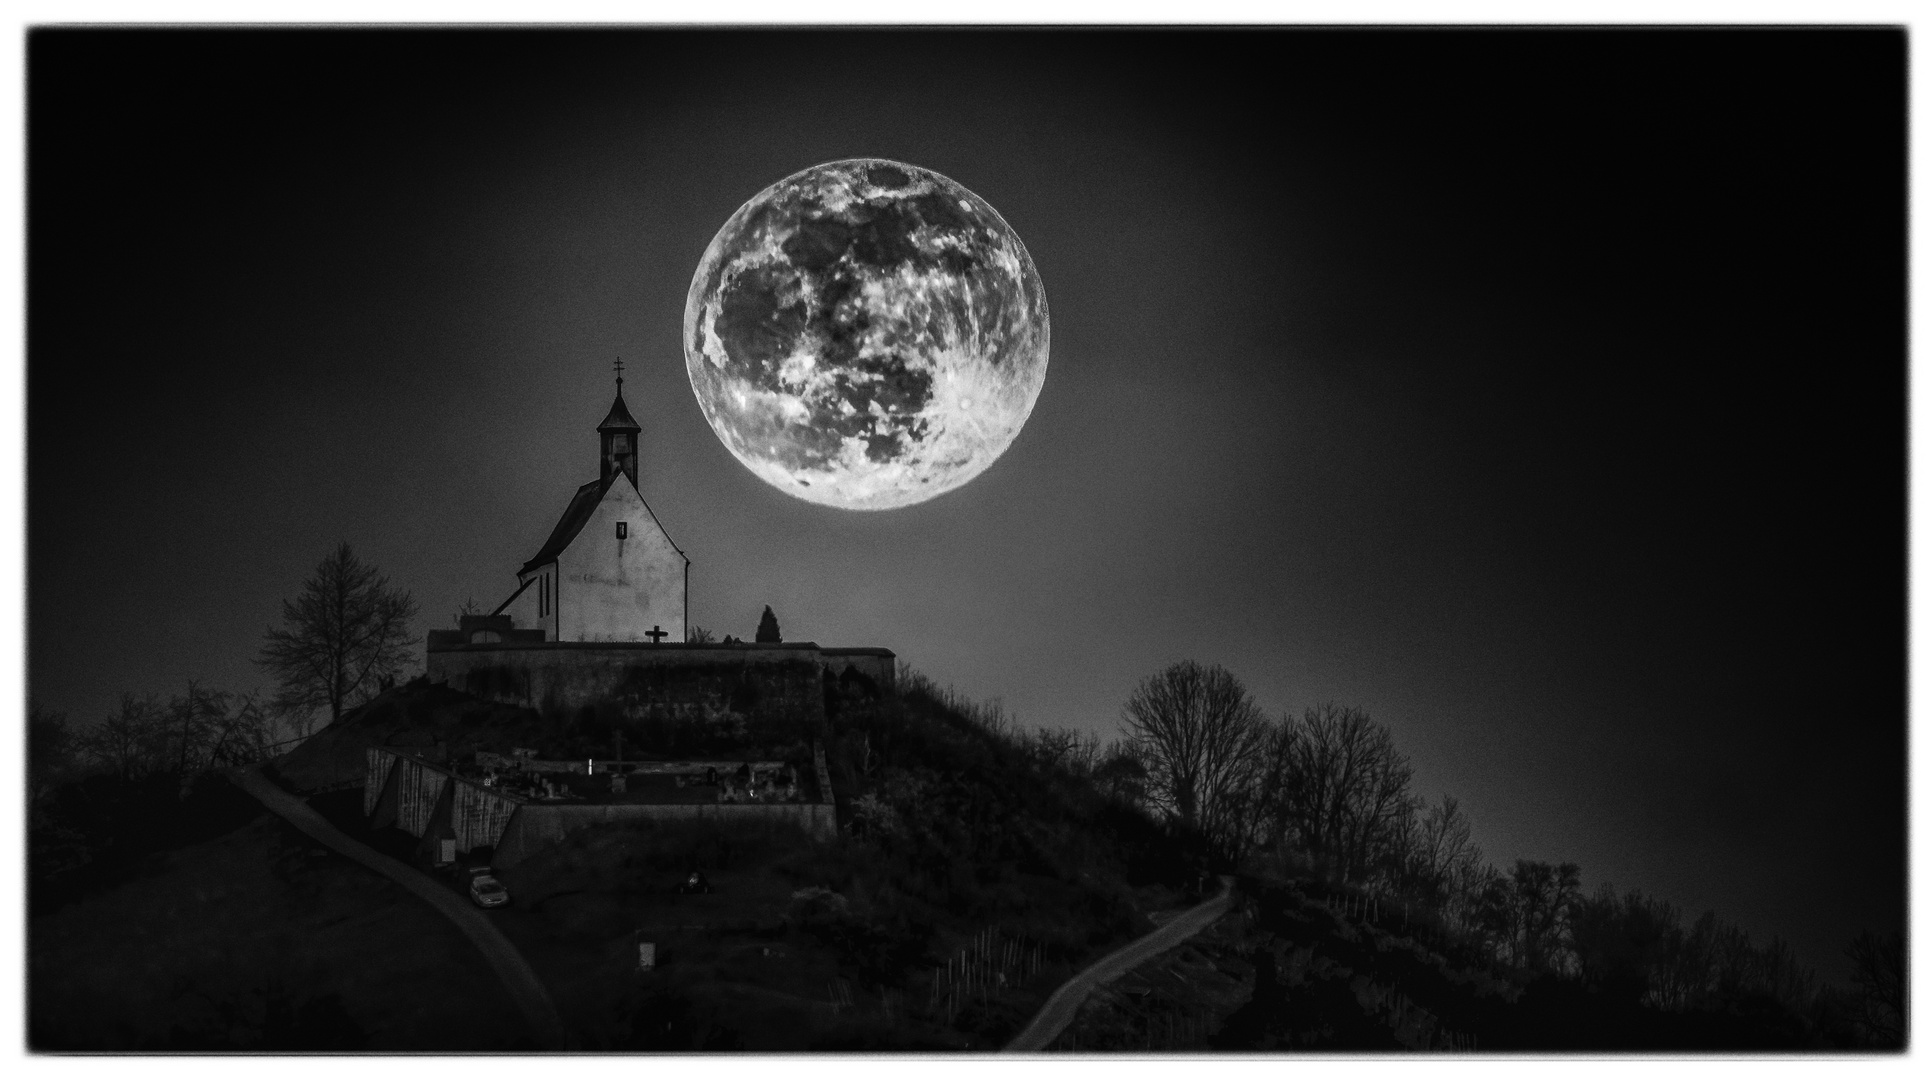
[{"left": 613, "top": 356, "right": 625, "bottom": 389}]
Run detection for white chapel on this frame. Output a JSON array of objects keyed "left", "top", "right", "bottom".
[{"left": 492, "top": 373, "right": 689, "bottom": 643}]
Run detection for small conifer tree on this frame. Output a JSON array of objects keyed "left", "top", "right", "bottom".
[{"left": 755, "top": 605, "right": 782, "bottom": 643}]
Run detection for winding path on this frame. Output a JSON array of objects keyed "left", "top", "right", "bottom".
[
  {"left": 1004, "top": 876, "right": 1236, "bottom": 1053},
  {"left": 226, "top": 764, "right": 571, "bottom": 1050}
]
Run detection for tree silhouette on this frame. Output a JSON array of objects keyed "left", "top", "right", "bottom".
[
  {"left": 755, "top": 605, "right": 782, "bottom": 643},
  {"left": 1845, "top": 929, "right": 1905, "bottom": 1046},
  {"left": 165, "top": 681, "right": 228, "bottom": 776},
  {"left": 76, "top": 692, "right": 168, "bottom": 781},
  {"left": 1257, "top": 703, "right": 1416, "bottom": 883},
  {"left": 1093, "top": 744, "right": 1150, "bottom": 804},
  {"left": 1511, "top": 859, "right": 1582, "bottom": 973},
  {"left": 1121, "top": 660, "right": 1268, "bottom": 857},
  {"left": 257, "top": 542, "right": 418, "bottom": 726},
  {"left": 1389, "top": 794, "right": 1484, "bottom": 909},
  {"left": 1570, "top": 883, "right": 1682, "bottom": 1000}
]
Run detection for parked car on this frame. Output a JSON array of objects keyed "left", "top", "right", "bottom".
[{"left": 469, "top": 873, "right": 510, "bottom": 909}]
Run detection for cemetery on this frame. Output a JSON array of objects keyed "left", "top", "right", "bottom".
[{"left": 362, "top": 742, "right": 839, "bottom": 870}]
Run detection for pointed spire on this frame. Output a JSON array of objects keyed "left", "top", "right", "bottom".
[{"left": 599, "top": 357, "right": 641, "bottom": 434}]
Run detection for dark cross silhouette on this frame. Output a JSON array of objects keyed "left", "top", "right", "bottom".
[
  {"left": 614, "top": 356, "right": 625, "bottom": 388},
  {"left": 644, "top": 625, "right": 669, "bottom": 643}
]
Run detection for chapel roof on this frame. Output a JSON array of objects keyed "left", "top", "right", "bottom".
[
  {"left": 517, "top": 471, "right": 689, "bottom": 576},
  {"left": 598, "top": 387, "right": 641, "bottom": 432},
  {"left": 518, "top": 475, "right": 610, "bottom": 575}
]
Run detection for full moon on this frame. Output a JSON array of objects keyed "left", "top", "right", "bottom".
[{"left": 683, "top": 158, "right": 1050, "bottom": 510}]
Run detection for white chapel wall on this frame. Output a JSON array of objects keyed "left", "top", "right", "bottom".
[{"left": 558, "top": 479, "right": 686, "bottom": 642}]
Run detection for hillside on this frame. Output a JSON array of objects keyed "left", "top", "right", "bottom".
[
  {"left": 31, "top": 671, "right": 1886, "bottom": 1051},
  {"left": 281, "top": 672, "right": 1202, "bottom": 1049},
  {"left": 32, "top": 672, "right": 1202, "bottom": 1050}
]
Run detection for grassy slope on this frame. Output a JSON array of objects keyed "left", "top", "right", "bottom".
[{"left": 29, "top": 812, "right": 532, "bottom": 1050}]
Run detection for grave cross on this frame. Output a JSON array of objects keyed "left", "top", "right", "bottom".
[{"left": 644, "top": 625, "right": 669, "bottom": 643}]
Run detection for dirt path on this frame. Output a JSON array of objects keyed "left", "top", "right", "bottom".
[
  {"left": 227, "top": 765, "right": 571, "bottom": 1050},
  {"left": 1004, "top": 876, "right": 1236, "bottom": 1053}
]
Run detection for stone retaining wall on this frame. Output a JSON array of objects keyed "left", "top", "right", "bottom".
[
  {"left": 491, "top": 800, "right": 839, "bottom": 869},
  {"left": 363, "top": 746, "right": 838, "bottom": 868},
  {"left": 425, "top": 640, "right": 894, "bottom": 722}
]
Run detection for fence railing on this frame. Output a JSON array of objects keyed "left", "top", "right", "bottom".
[{"left": 928, "top": 927, "right": 1046, "bottom": 1027}]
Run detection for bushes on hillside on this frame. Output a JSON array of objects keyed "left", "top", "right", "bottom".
[{"left": 29, "top": 685, "right": 296, "bottom": 916}]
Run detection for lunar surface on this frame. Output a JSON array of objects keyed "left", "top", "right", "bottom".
[{"left": 684, "top": 158, "right": 1050, "bottom": 510}]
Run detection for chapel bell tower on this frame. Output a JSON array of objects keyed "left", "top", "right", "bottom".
[{"left": 598, "top": 360, "right": 642, "bottom": 489}]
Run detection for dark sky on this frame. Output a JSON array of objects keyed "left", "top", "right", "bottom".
[{"left": 29, "top": 30, "right": 1905, "bottom": 981}]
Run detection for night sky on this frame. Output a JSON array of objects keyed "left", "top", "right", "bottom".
[{"left": 29, "top": 30, "right": 1905, "bottom": 982}]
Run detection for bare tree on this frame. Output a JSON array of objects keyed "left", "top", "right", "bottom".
[
  {"left": 1749, "top": 936, "right": 1816, "bottom": 1010},
  {"left": 1845, "top": 929, "right": 1905, "bottom": 1046},
  {"left": 76, "top": 692, "right": 168, "bottom": 780},
  {"left": 1507, "top": 859, "right": 1583, "bottom": 973},
  {"left": 1261, "top": 703, "right": 1416, "bottom": 883},
  {"left": 1023, "top": 726, "right": 1102, "bottom": 776},
  {"left": 1570, "top": 883, "right": 1682, "bottom": 997},
  {"left": 258, "top": 542, "right": 419, "bottom": 726},
  {"left": 1650, "top": 908, "right": 1720, "bottom": 1010},
  {"left": 165, "top": 681, "right": 230, "bottom": 776},
  {"left": 1443, "top": 851, "right": 1501, "bottom": 939},
  {"left": 1392, "top": 794, "right": 1485, "bottom": 907},
  {"left": 204, "top": 692, "right": 278, "bottom": 768},
  {"left": 1568, "top": 881, "right": 1823, "bottom": 1016},
  {"left": 1120, "top": 661, "right": 1269, "bottom": 856}
]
